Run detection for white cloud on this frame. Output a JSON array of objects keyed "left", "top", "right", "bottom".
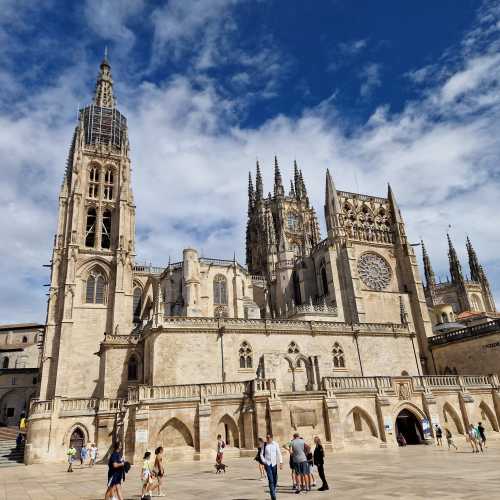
[
  {"left": 359, "top": 63, "right": 382, "bottom": 98},
  {"left": 83, "top": 0, "right": 144, "bottom": 48},
  {"left": 338, "top": 39, "right": 368, "bottom": 56},
  {"left": 2, "top": 1, "right": 500, "bottom": 324}
]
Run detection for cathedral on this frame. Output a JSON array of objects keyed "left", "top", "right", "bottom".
[{"left": 25, "top": 57, "right": 500, "bottom": 464}]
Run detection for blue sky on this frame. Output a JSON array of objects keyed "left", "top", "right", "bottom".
[{"left": 1, "top": 0, "right": 500, "bottom": 322}]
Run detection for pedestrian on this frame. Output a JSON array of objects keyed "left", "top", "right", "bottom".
[
  {"left": 104, "top": 442, "right": 125, "bottom": 500},
  {"left": 477, "top": 422, "right": 487, "bottom": 448},
  {"left": 284, "top": 438, "right": 298, "bottom": 490},
  {"left": 445, "top": 429, "right": 458, "bottom": 450},
  {"left": 153, "top": 446, "right": 166, "bottom": 497},
  {"left": 89, "top": 443, "right": 98, "bottom": 466},
  {"left": 255, "top": 437, "right": 266, "bottom": 480},
  {"left": 467, "top": 424, "right": 481, "bottom": 453},
  {"left": 216, "top": 434, "right": 225, "bottom": 465},
  {"left": 19, "top": 413, "right": 27, "bottom": 441},
  {"left": 313, "top": 436, "right": 329, "bottom": 491},
  {"left": 306, "top": 442, "right": 315, "bottom": 488},
  {"left": 80, "top": 443, "right": 88, "bottom": 465},
  {"left": 260, "top": 433, "right": 283, "bottom": 500},
  {"left": 290, "top": 432, "right": 311, "bottom": 493},
  {"left": 435, "top": 425, "right": 443, "bottom": 446},
  {"left": 141, "top": 451, "right": 156, "bottom": 500},
  {"left": 15, "top": 433, "right": 22, "bottom": 450},
  {"left": 66, "top": 445, "right": 77, "bottom": 472}
]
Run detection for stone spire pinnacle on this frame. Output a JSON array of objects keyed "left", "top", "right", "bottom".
[
  {"left": 325, "top": 168, "right": 341, "bottom": 237},
  {"left": 466, "top": 236, "right": 481, "bottom": 282},
  {"left": 273, "top": 156, "right": 284, "bottom": 197},
  {"left": 247, "top": 172, "right": 254, "bottom": 213},
  {"left": 289, "top": 179, "right": 295, "bottom": 197},
  {"left": 447, "top": 234, "right": 464, "bottom": 284},
  {"left": 421, "top": 240, "right": 436, "bottom": 289},
  {"left": 255, "top": 161, "right": 263, "bottom": 201},
  {"left": 94, "top": 50, "right": 115, "bottom": 108},
  {"left": 294, "top": 160, "right": 302, "bottom": 198}
]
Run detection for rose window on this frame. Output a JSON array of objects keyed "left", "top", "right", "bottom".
[{"left": 357, "top": 253, "right": 391, "bottom": 290}]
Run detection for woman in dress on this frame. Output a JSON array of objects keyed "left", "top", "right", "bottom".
[{"left": 141, "top": 451, "right": 156, "bottom": 500}]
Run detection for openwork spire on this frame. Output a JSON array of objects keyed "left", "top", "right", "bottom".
[
  {"left": 94, "top": 50, "right": 115, "bottom": 108},
  {"left": 294, "top": 160, "right": 301, "bottom": 198},
  {"left": 255, "top": 161, "right": 263, "bottom": 201},
  {"left": 466, "top": 236, "right": 481, "bottom": 282},
  {"left": 421, "top": 240, "right": 435, "bottom": 289},
  {"left": 247, "top": 172, "right": 254, "bottom": 214},
  {"left": 447, "top": 234, "right": 464, "bottom": 284},
  {"left": 273, "top": 156, "right": 284, "bottom": 197}
]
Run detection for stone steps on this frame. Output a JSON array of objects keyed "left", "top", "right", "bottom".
[{"left": 0, "top": 437, "right": 25, "bottom": 467}]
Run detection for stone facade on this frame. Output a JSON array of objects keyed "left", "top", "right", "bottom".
[
  {"left": 0, "top": 323, "right": 42, "bottom": 426},
  {"left": 24, "top": 57, "right": 499, "bottom": 464}
]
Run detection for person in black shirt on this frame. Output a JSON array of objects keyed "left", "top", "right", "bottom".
[
  {"left": 105, "top": 442, "right": 125, "bottom": 500},
  {"left": 478, "top": 422, "right": 487, "bottom": 448},
  {"left": 313, "top": 436, "right": 329, "bottom": 491}
]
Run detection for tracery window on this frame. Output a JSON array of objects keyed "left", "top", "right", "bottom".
[
  {"left": 22, "top": 336, "right": 28, "bottom": 343},
  {"left": 287, "top": 341, "right": 300, "bottom": 355},
  {"left": 332, "top": 342, "right": 345, "bottom": 368},
  {"left": 320, "top": 261, "right": 329, "bottom": 296},
  {"left": 239, "top": 341, "right": 253, "bottom": 368},
  {"left": 85, "top": 268, "right": 107, "bottom": 304},
  {"left": 88, "top": 167, "right": 99, "bottom": 198},
  {"left": 101, "top": 209, "right": 112, "bottom": 249},
  {"left": 103, "top": 169, "right": 114, "bottom": 200},
  {"left": 2, "top": 358, "right": 9, "bottom": 369},
  {"left": 213, "top": 274, "right": 228, "bottom": 305},
  {"left": 127, "top": 355, "right": 138, "bottom": 381},
  {"left": 133, "top": 287, "right": 142, "bottom": 323},
  {"left": 85, "top": 207, "right": 97, "bottom": 247},
  {"left": 287, "top": 212, "right": 299, "bottom": 231}
]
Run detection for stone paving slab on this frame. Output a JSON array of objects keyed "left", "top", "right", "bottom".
[{"left": 0, "top": 442, "right": 498, "bottom": 499}]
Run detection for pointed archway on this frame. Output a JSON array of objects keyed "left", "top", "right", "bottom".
[{"left": 395, "top": 409, "right": 424, "bottom": 445}]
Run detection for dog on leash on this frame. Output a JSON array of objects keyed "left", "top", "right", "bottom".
[{"left": 214, "top": 463, "right": 228, "bottom": 473}]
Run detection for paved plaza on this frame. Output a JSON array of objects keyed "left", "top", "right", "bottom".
[{"left": 0, "top": 442, "right": 498, "bottom": 499}]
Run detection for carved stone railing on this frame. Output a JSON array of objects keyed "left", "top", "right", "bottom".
[
  {"left": 30, "top": 400, "right": 53, "bottom": 416},
  {"left": 129, "top": 380, "right": 255, "bottom": 403},
  {"left": 429, "top": 319, "right": 500, "bottom": 346},
  {"left": 133, "top": 264, "right": 165, "bottom": 275},
  {"left": 420, "top": 376, "right": 461, "bottom": 389},
  {"left": 98, "top": 398, "right": 125, "bottom": 412},
  {"left": 103, "top": 334, "right": 140, "bottom": 345},
  {"left": 253, "top": 378, "right": 277, "bottom": 393},
  {"left": 323, "top": 376, "right": 392, "bottom": 393},
  {"left": 461, "top": 375, "right": 491, "bottom": 387},
  {"left": 337, "top": 191, "right": 388, "bottom": 204},
  {"left": 60, "top": 398, "right": 98, "bottom": 414}
]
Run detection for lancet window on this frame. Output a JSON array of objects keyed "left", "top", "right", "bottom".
[
  {"left": 213, "top": 275, "right": 228, "bottom": 305},
  {"left": 85, "top": 268, "right": 107, "bottom": 304},
  {"left": 332, "top": 342, "right": 345, "bottom": 368},
  {"left": 85, "top": 208, "right": 97, "bottom": 247},
  {"left": 101, "top": 209, "right": 112, "bottom": 249},
  {"left": 239, "top": 341, "right": 253, "bottom": 368}
]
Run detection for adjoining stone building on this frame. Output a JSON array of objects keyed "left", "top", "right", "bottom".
[
  {"left": 0, "top": 323, "right": 42, "bottom": 426},
  {"left": 25, "top": 57, "right": 500, "bottom": 464}
]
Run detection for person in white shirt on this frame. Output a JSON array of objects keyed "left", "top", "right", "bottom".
[{"left": 260, "top": 434, "right": 283, "bottom": 500}]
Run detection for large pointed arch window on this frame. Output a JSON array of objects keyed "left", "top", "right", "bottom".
[
  {"left": 101, "top": 209, "right": 112, "bottom": 249},
  {"left": 133, "top": 287, "right": 142, "bottom": 323},
  {"left": 85, "top": 208, "right": 97, "bottom": 247},
  {"left": 103, "top": 169, "right": 114, "bottom": 200},
  {"left": 213, "top": 275, "right": 228, "bottom": 305},
  {"left": 85, "top": 268, "right": 107, "bottom": 304},
  {"left": 320, "top": 261, "right": 329, "bottom": 296},
  {"left": 88, "top": 166, "right": 99, "bottom": 198}
]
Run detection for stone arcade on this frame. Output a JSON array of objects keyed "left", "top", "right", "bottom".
[{"left": 25, "top": 57, "right": 500, "bottom": 463}]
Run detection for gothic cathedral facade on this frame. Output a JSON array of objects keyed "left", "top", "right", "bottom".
[{"left": 26, "top": 58, "right": 500, "bottom": 464}]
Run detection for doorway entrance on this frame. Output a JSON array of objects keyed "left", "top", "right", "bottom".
[
  {"left": 395, "top": 409, "right": 424, "bottom": 445},
  {"left": 69, "top": 427, "right": 85, "bottom": 458}
]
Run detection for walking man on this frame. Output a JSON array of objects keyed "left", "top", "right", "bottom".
[
  {"left": 66, "top": 445, "right": 77, "bottom": 472},
  {"left": 290, "top": 433, "right": 310, "bottom": 493},
  {"left": 260, "top": 434, "right": 283, "bottom": 500},
  {"left": 313, "top": 436, "right": 329, "bottom": 491},
  {"left": 445, "top": 428, "right": 458, "bottom": 450}
]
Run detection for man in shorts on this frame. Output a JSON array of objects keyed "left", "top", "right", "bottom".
[{"left": 290, "top": 433, "right": 310, "bottom": 493}]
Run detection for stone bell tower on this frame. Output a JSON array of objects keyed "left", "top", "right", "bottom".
[{"left": 39, "top": 54, "right": 136, "bottom": 400}]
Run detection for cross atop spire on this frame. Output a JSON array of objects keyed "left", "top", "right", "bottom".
[{"left": 94, "top": 51, "right": 115, "bottom": 108}]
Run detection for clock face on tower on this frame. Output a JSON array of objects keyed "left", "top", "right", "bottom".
[{"left": 357, "top": 253, "right": 391, "bottom": 291}]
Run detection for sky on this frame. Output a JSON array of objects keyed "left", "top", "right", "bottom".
[{"left": 1, "top": 0, "right": 500, "bottom": 323}]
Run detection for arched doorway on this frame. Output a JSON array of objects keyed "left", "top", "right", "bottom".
[
  {"left": 217, "top": 415, "right": 240, "bottom": 448},
  {"left": 395, "top": 409, "right": 424, "bottom": 445},
  {"left": 69, "top": 427, "right": 85, "bottom": 457}
]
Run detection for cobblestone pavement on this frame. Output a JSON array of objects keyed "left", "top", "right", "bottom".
[{"left": 0, "top": 441, "right": 498, "bottom": 499}]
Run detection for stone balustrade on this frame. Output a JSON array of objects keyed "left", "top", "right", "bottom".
[
  {"left": 323, "top": 376, "right": 392, "bottom": 393},
  {"left": 30, "top": 400, "right": 53, "bottom": 415},
  {"left": 60, "top": 398, "right": 98, "bottom": 413}
]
